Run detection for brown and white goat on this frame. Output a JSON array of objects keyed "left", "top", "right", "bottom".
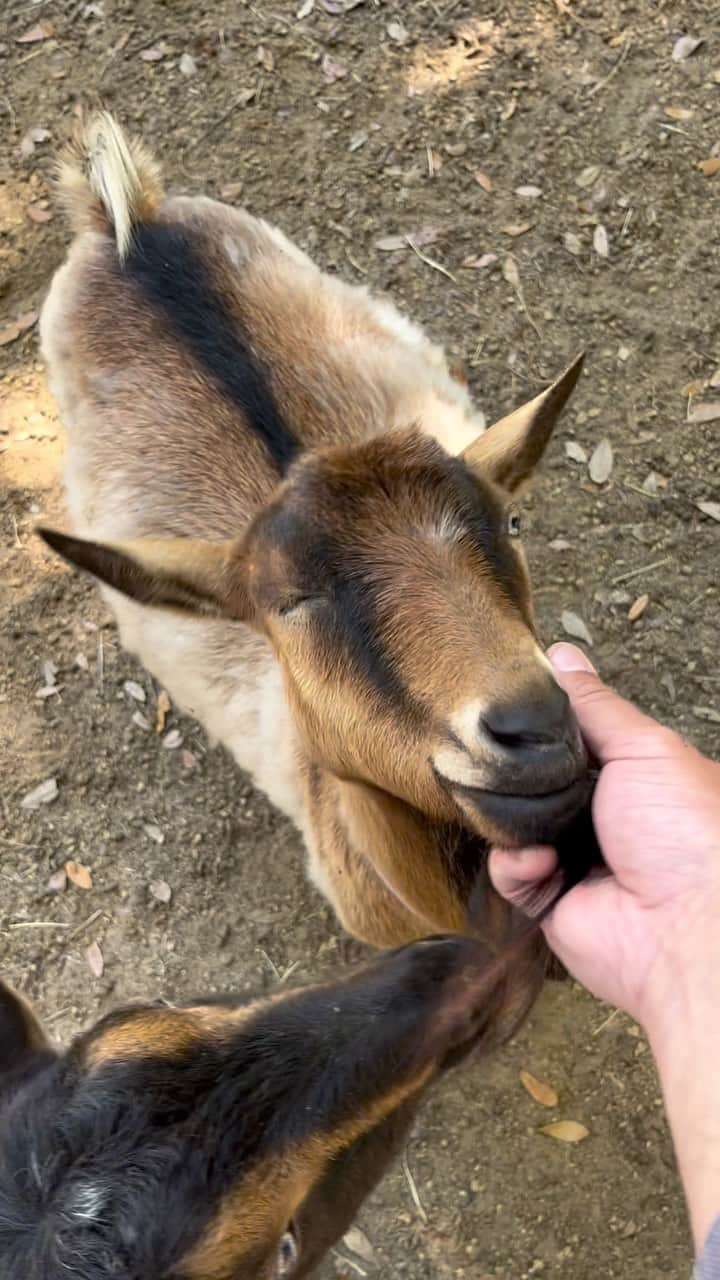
[
  {"left": 0, "top": 934, "right": 533, "bottom": 1280},
  {"left": 40, "top": 114, "right": 590, "bottom": 950}
]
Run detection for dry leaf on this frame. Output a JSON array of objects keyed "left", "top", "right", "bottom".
[
  {"left": 515, "top": 184, "right": 542, "bottom": 199},
  {"left": 642, "top": 470, "right": 668, "bottom": 494},
  {"left": 693, "top": 705, "right": 720, "bottom": 724},
  {"left": 75, "top": 652, "right": 89, "bottom": 670},
  {"left": 696, "top": 500, "right": 720, "bottom": 522},
  {"left": 321, "top": 0, "right": 366, "bottom": 11},
  {"left": 672, "top": 35, "right": 703, "bottom": 61},
  {"left": 0, "top": 311, "right": 38, "bottom": 347},
  {"left": 220, "top": 181, "right": 243, "bottom": 200},
  {"left": 561, "top": 611, "right": 593, "bottom": 646},
  {"left": 297, "top": 0, "right": 315, "bottom": 16},
  {"left": 565, "top": 441, "right": 588, "bottom": 464},
  {"left": 163, "top": 728, "right": 183, "bottom": 749},
  {"left": 539, "top": 1120, "right": 589, "bottom": 1143},
  {"left": 140, "top": 45, "right": 165, "bottom": 61},
  {"left": 387, "top": 19, "right": 408, "bottom": 44},
  {"left": 502, "top": 222, "right": 532, "bottom": 237},
  {"left": 549, "top": 538, "right": 572, "bottom": 551},
  {"left": 85, "top": 940, "right": 104, "bottom": 978},
  {"left": 664, "top": 105, "right": 694, "bottom": 120},
  {"left": 132, "top": 709, "right": 151, "bottom": 730},
  {"left": 26, "top": 206, "right": 53, "bottom": 224},
  {"left": 698, "top": 158, "right": 720, "bottom": 178},
  {"left": 181, "top": 749, "right": 198, "bottom": 768},
  {"left": 342, "top": 1227, "right": 375, "bottom": 1262},
  {"left": 144, "top": 823, "right": 165, "bottom": 845},
  {"left": 564, "top": 231, "right": 582, "bottom": 256},
  {"left": 687, "top": 401, "right": 720, "bottom": 423},
  {"left": 150, "top": 879, "right": 172, "bottom": 903},
  {"left": 576, "top": 164, "right": 601, "bottom": 188},
  {"left": 500, "top": 97, "right": 517, "bottom": 122},
  {"left": 156, "top": 688, "right": 171, "bottom": 732},
  {"left": 124, "top": 679, "right": 146, "bottom": 703},
  {"left": 65, "top": 859, "right": 93, "bottom": 890},
  {"left": 463, "top": 253, "right": 498, "bottom": 269},
  {"left": 322, "top": 52, "right": 348, "bottom": 80},
  {"left": 179, "top": 52, "right": 196, "bottom": 75},
  {"left": 16, "top": 22, "right": 54, "bottom": 42},
  {"left": 628, "top": 593, "right": 649, "bottom": 622},
  {"left": 593, "top": 224, "right": 609, "bottom": 258},
  {"left": 19, "top": 126, "right": 51, "bottom": 157},
  {"left": 589, "top": 437, "right": 614, "bottom": 484},
  {"left": 257, "top": 44, "right": 274, "bottom": 71},
  {"left": 520, "top": 1070, "right": 558, "bottom": 1108},
  {"left": 618, "top": 344, "right": 631, "bottom": 362},
  {"left": 502, "top": 256, "right": 520, "bottom": 289},
  {"left": 21, "top": 777, "right": 58, "bottom": 809},
  {"left": 374, "top": 228, "right": 438, "bottom": 251},
  {"left": 47, "top": 868, "right": 67, "bottom": 894},
  {"left": 475, "top": 171, "right": 493, "bottom": 192}
]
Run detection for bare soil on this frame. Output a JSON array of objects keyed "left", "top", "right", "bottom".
[{"left": 2, "top": 1, "right": 719, "bottom": 1276}]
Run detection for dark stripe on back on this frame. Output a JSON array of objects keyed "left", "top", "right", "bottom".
[{"left": 121, "top": 222, "right": 299, "bottom": 472}]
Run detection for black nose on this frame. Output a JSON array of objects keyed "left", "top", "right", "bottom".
[{"left": 480, "top": 681, "right": 571, "bottom": 753}]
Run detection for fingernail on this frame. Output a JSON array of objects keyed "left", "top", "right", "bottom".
[{"left": 547, "top": 642, "right": 597, "bottom": 674}]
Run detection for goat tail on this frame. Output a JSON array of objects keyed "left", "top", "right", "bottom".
[{"left": 56, "top": 112, "right": 164, "bottom": 260}]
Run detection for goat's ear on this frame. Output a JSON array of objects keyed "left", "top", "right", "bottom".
[
  {"left": 460, "top": 353, "right": 585, "bottom": 493},
  {"left": 0, "top": 980, "right": 54, "bottom": 1078},
  {"left": 38, "top": 529, "right": 252, "bottom": 621}
]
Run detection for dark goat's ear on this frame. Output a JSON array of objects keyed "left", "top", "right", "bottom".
[{"left": 0, "top": 979, "right": 54, "bottom": 1079}]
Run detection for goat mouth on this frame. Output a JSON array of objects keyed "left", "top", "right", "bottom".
[{"left": 446, "top": 773, "right": 591, "bottom": 846}]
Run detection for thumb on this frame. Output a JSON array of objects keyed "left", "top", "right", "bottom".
[{"left": 548, "top": 643, "right": 664, "bottom": 766}]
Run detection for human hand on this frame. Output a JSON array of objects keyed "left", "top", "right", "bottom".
[{"left": 489, "top": 643, "right": 720, "bottom": 1037}]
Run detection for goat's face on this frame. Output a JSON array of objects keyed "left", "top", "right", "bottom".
[
  {"left": 40, "top": 357, "right": 588, "bottom": 847},
  {"left": 0, "top": 936, "right": 528, "bottom": 1279}
]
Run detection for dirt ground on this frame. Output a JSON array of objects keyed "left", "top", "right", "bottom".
[{"left": 1, "top": 0, "right": 719, "bottom": 1276}]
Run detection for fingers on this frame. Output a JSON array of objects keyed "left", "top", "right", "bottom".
[
  {"left": 488, "top": 846, "right": 562, "bottom": 917},
  {"left": 548, "top": 643, "right": 670, "bottom": 765}
]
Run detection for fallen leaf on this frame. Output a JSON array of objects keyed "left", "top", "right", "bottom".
[
  {"left": 321, "top": 0, "right": 366, "bottom": 11},
  {"left": 156, "top": 689, "right": 171, "bottom": 732},
  {"left": 47, "top": 868, "right": 67, "bottom": 894},
  {"left": 565, "top": 441, "right": 588, "bottom": 464},
  {"left": 374, "top": 228, "right": 439, "bottom": 251},
  {"left": 144, "top": 823, "right": 165, "bottom": 844},
  {"left": 257, "top": 44, "right": 274, "bottom": 71},
  {"left": 561, "top": 611, "right": 593, "bottom": 646},
  {"left": 564, "top": 231, "right": 582, "bottom": 256},
  {"left": 297, "top": 0, "right": 315, "bottom": 16},
  {"left": 687, "top": 401, "right": 720, "bottom": 423},
  {"left": 181, "top": 749, "right": 198, "bottom": 768},
  {"left": 501, "top": 222, "right": 533, "bottom": 237},
  {"left": 65, "top": 859, "right": 93, "bottom": 890},
  {"left": 502, "top": 256, "right": 520, "bottom": 289},
  {"left": 0, "top": 311, "right": 38, "bottom": 347},
  {"left": 140, "top": 46, "right": 165, "bottom": 61},
  {"left": 132, "top": 709, "right": 151, "bottom": 730},
  {"left": 21, "top": 777, "right": 58, "bottom": 810},
  {"left": 26, "top": 206, "right": 53, "bottom": 224},
  {"left": 500, "top": 97, "right": 517, "bottom": 122},
  {"left": 85, "top": 940, "right": 104, "bottom": 978},
  {"left": 520, "top": 1070, "right": 558, "bottom": 1108},
  {"left": 628, "top": 593, "right": 649, "bottom": 622},
  {"left": 672, "top": 35, "right": 703, "bottom": 62},
  {"left": 693, "top": 705, "right": 720, "bottom": 724},
  {"left": 163, "top": 728, "right": 183, "bottom": 750},
  {"left": 589, "top": 437, "right": 614, "bottom": 484},
  {"left": 179, "top": 52, "right": 196, "bottom": 75},
  {"left": 664, "top": 105, "right": 694, "bottom": 120},
  {"left": 150, "top": 879, "right": 172, "bottom": 903},
  {"left": 19, "top": 126, "right": 51, "bottom": 157},
  {"left": 463, "top": 253, "right": 498, "bottom": 269},
  {"left": 515, "top": 184, "right": 542, "bottom": 199},
  {"left": 698, "top": 158, "right": 720, "bottom": 178},
  {"left": 75, "top": 652, "right": 89, "bottom": 670},
  {"left": 349, "top": 129, "right": 368, "bottom": 151},
  {"left": 16, "top": 22, "right": 54, "bottom": 42},
  {"left": 540, "top": 1120, "right": 589, "bottom": 1143},
  {"left": 220, "top": 181, "right": 243, "bottom": 200},
  {"left": 696, "top": 500, "right": 720, "bottom": 522},
  {"left": 642, "top": 470, "right": 668, "bottom": 495},
  {"left": 342, "top": 1227, "right": 375, "bottom": 1262},
  {"left": 618, "top": 344, "right": 631, "bottom": 362},
  {"left": 549, "top": 538, "right": 572, "bottom": 551},
  {"left": 576, "top": 164, "right": 601, "bottom": 188},
  {"left": 322, "top": 52, "right": 348, "bottom": 80},
  {"left": 124, "top": 679, "right": 146, "bottom": 703},
  {"left": 593, "top": 224, "right": 609, "bottom": 258},
  {"left": 387, "top": 19, "right": 408, "bottom": 44},
  {"left": 474, "top": 171, "right": 493, "bottom": 193}
]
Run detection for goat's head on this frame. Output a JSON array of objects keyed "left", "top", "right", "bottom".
[
  {"left": 40, "top": 356, "right": 589, "bottom": 848},
  {"left": 0, "top": 932, "right": 536, "bottom": 1279}
]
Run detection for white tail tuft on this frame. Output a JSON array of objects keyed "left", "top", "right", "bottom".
[{"left": 56, "top": 112, "right": 164, "bottom": 259}]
